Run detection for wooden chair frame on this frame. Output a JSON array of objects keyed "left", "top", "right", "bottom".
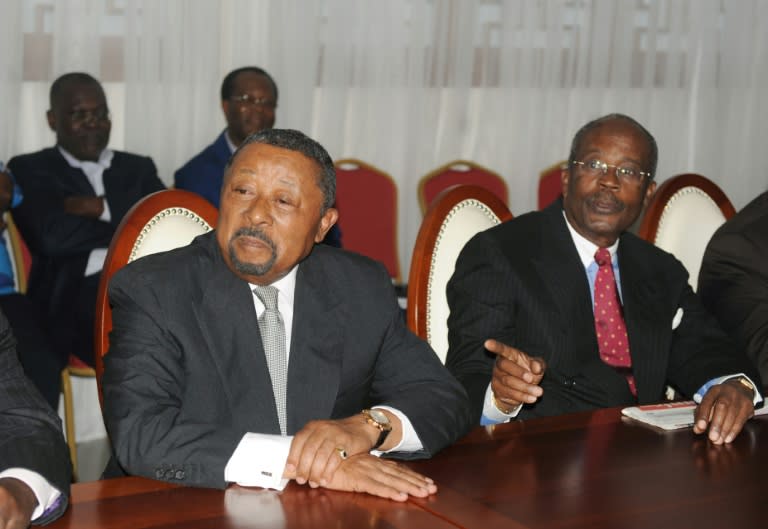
[
  {"left": 94, "top": 190, "right": 218, "bottom": 409},
  {"left": 407, "top": 185, "right": 513, "bottom": 361}
]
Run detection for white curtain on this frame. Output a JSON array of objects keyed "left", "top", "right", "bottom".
[{"left": 2, "top": 0, "right": 767, "bottom": 273}]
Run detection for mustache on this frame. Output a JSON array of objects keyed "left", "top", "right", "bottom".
[
  {"left": 585, "top": 191, "right": 625, "bottom": 213},
  {"left": 231, "top": 227, "right": 277, "bottom": 251}
]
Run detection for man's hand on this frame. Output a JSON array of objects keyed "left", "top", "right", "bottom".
[
  {"left": 63, "top": 195, "right": 104, "bottom": 218},
  {"left": 0, "top": 477, "right": 38, "bottom": 529},
  {"left": 693, "top": 379, "right": 755, "bottom": 444},
  {"left": 322, "top": 454, "right": 436, "bottom": 502},
  {"left": 486, "top": 339, "right": 546, "bottom": 411},
  {"left": 286, "top": 412, "right": 401, "bottom": 488}
]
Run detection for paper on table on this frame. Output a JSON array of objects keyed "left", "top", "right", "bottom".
[{"left": 622, "top": 401, "right": 768, "bottom": 431}]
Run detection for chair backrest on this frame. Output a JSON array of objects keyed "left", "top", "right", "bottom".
[
  {"left": 334, "top": 159, "right": 401, "bottom": 281},
  {"left": 94, "top": 189, "right": 218, "bottom": 405},
  {"left": 638, "top": 173, "right": 736, "bottom": 290},
  {"left": 407, "top": 185, "right": 513, "bottom": 363},
  {"left": 3, "top": 212, "right": 31, "bottom": 293},
  {"left": 418, "top": 160, "right": 508, "bottom": 214},
  {"left": 538, "top": 160, "right": 566, "bottom": 210}
]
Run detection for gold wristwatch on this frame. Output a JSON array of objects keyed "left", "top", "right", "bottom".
[
  {"left": 731, "top": 376, "right": 756, "bottom": 399},
  {"left": 362, "top": 408, "right": 392, "bottom": 450}
]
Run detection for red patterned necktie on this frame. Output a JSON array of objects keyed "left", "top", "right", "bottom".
[{"left": 593, "top": 248, "right": 636, "bottom": 396}]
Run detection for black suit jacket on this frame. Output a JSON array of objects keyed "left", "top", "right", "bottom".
[
  {"left": 102, "top": 232, "right": 471, "bottom": 488},
  {"left": 447, "top": 200, "right": 760, "bottom": 424},
  {"left": 699, "top": 191, "right": 768, "bottom": 381},
  {"left": 7, "top": 147, "right": 165, "bottom": 335},
  {"left": 0, "top": 308, "right": 70, "bottom": 525}
]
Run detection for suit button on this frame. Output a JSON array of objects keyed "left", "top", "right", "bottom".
[
  {"left": 175, "top": 470, "right": 185, "bottom": 480},
  {"left": 563, "top": 378, "right": 575, "bottom": 387},
  {"left": 165, "top": 470, "right": 176, "bottom": 480},
  {"left": 155, "top": 469, "right": 164, "bottom": 479}
]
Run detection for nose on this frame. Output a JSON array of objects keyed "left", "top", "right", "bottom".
[
  {"left": 244, "top": 195, "right": 272, "bottom": 225},
  {"left": 598, "top": 166, "right": 620, "bottom": 189}
]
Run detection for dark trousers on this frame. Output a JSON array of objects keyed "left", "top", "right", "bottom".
[{"left": 0, "top": 293, "right": 65, "bottom": 409}]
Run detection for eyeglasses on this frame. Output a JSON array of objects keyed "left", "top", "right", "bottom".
[
  {"left": 229, "top": 94, "right": 276, "bottom": 109},
  {"left": 571, "top": 159, "right": 651, "bottom": 185},
  {"left": 68, "top": 107, "right": 110, "bottom": 124}
]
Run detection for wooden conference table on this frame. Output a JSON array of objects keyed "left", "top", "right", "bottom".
[{"left": 49, "top": 406, "right": 768, "bottom": 529}]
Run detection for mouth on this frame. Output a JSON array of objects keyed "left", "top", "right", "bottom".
[
  {"left": 586, "top": 192, "right": 625, "bottom": 215},
  {"left": 228, "top": 227, "right": 278, "bottom": 277}
]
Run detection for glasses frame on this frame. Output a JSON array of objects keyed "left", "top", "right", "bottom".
[
  {"left": 571, "top": 159, "right": 651, "bottom": 185},
  {"left": 228, "top": 94, "right": 276, "bottom": 109}
]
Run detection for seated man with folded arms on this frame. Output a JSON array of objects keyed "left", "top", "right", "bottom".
[
  {"left": 699, "top": 190, "right": 768, "bottom": 383},
  {"left": 0, "top": 307, "right": 71, "bottom": 527},
  {"left": 446, "top": 113, "right": 762, "bottom": 444},
  {"left": 8, "top": 72, "right": 165, "bottom": 368},
  {"left": 102, "top": 128, "right": 471, "bottom": 499}
]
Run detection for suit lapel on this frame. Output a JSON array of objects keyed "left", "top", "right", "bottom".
[
  {"left": 287, "top": 254, "right": 343, "bottom": 434},
  {"left": 196, "top": 235, "right": 283, "bottom": 434},
  {"left": 618, "top": 235, "right": 670, "bottom": 402},
  {"left": 48, "top": 148, "right": 96, "bottom": 195}
]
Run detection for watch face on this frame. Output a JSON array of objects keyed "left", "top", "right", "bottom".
[{"left": 369, "top": 408, "right": 389, "bottom": 425}]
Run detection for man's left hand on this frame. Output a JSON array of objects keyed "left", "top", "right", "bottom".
[
  {"left": 693, "top": 379, "right": 755, "bottom": 444},
  {"left": 286, "top": 413, "right": 398, "bottom": 488},
  {"left": 0, "top": 477, "right": 38, "bottom": 529}
]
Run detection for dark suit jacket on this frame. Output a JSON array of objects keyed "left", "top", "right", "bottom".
[
  {"left": 0, "top": 308, "right": 70, "bottom": 525},
  {"left": 174, "top": 132, "right": 342, "bottom": 247},
  {"left": 174, "top": 131, "right": 230, "bottom": 208},
  {"left": 7, "top": 147, "right": 165, "bottom": 338},
  {"left": 447, "top": 200, "right": 760, "bottom": 424},
  {"left": 699, "top": 191, "right": 768, "bottom": 382},
  {"left": 102, "top": 232, "right": 470, "bottom": 488}
]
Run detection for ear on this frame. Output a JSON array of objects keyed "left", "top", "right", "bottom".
[
  {"left": 314, "top": 208, "right": 339, "bottom": 243},
  {"left": 642, "top": 180, "right": 657, "bottom": 209},
  {"left": 46, "top": 109, "right": 57, "bottom": 132},
  {"left": 560, "top": 165, "right": 570, "bottom": 198},
  {"left": 221, "top": 99, "right": 229, "bottom": 116}
]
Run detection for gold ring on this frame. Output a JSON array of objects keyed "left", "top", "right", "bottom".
[{"left": 335, "top": 447, "right": 348, "bottom": 460}]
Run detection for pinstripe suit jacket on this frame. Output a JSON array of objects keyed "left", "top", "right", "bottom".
[
  {"left": 446, "top": 200, "right": 759, "bottom": 424},
  {"left": 0, "top": 308, "right": 70, "bottom": 524}
]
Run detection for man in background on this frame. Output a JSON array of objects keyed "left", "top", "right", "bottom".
[
  {"left": 8, "top": 72, "right": 165, "bottom": 368},
  {"left": 0, "top": 164, "right": 60, "bottom": 409},
  {"left": 0, "top": 307, "right": 71, "bottom": 526},
  {"left": 447, "top": 113, "right": 761, "bottom": 445},
  {"left": 175, "top": 66, "right": 340, "bottom": 246},
  {"left": 699, "top": 190, "right": 768, "bottom": 382}
]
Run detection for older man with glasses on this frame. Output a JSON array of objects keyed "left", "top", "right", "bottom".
[
  {"left": 7, "top": 72, "right": 165, "bottom": 376},
  {"left": 446, "top": 113, "right": 762, "bottom": 445}
]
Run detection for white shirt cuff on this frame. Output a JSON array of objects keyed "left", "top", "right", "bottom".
[
  {"left": 224, "top": 433, "right": 292, "bottom": 490},
  {"left": 370, "top": 406, "right": 423, "bottom": 455},
  {"left": 693, "top": 373, "right": 764, "bottom": 406},
  {"left": 0, "top": 468, "right": 61, "bottom": 522},
  {"left": 482, "top": 384, "right": 522, "bottom": 423},
  {"left": 99, "top": 198, "right": 111, "bottom": 222}
]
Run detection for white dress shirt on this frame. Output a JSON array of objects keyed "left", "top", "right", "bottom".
[{"left": 225, "top": 264, "right": 424, "bottom": 489}]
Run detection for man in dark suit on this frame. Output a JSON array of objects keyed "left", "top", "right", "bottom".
[
  {"left": 103, "top": 129, "right": 470, "bottom": 500},
  {"left": 447, "top": 113, "right": 761, "bottom": 444},
  {"left": 699, "top": 191, "right": 768, "bottom": 382},
  {"left": 8, "top": 72, "right": 165, "bottom": 369},
  {"left": 174, "top": 66, "right": 341, "bottom": 247},
  {"left": 0, "top": 307, "right": 71, "bottom": 527}
]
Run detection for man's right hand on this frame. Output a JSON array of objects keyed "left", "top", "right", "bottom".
[
  {"left": 322, "top": 454, "right": 436, "bottom": 502},
  {"left": 486, "top": 339, "right": 546, "bottom": 411},
  {"left": 0, "top": 477, "right": 37, "bottom": 529},
  {"left": 63, "top": 195, "right": 104, "bottom": 218}
]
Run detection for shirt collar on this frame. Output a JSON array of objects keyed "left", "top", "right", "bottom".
[
  {"left": 58, "top": 145, "right": 114, "bottom": 169},
  {"left": 562, "top": 210, "right": 619, "bottom": 268},
  {"left": 224, "top": 130, "right": 238, "bottom": 154},
  {"left": 249, "top": 264, "right": 298, "bottom": 313}
]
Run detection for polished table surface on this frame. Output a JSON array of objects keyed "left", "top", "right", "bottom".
[{"left": 50, "top": 406, "right": 768, "bottom": 529}]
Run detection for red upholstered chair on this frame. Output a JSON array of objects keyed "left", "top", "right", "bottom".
[
  {"left": 638, "top": 173, "right": 736, "bottom": 290},
  {"left": 407, "top": 185, "right": 513, "bottom": 363},
  {"left": 94, "top": 190, "right": 218, "bottom": 407},
  {"left": 334, "top": 159, "right": 401, "bottom": 281},
  {"left": 418, "top": 160, "right": 508, "bottom": 214},
  {"left": 539, "top": 160, "right": 566, "bottom": 210}
]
